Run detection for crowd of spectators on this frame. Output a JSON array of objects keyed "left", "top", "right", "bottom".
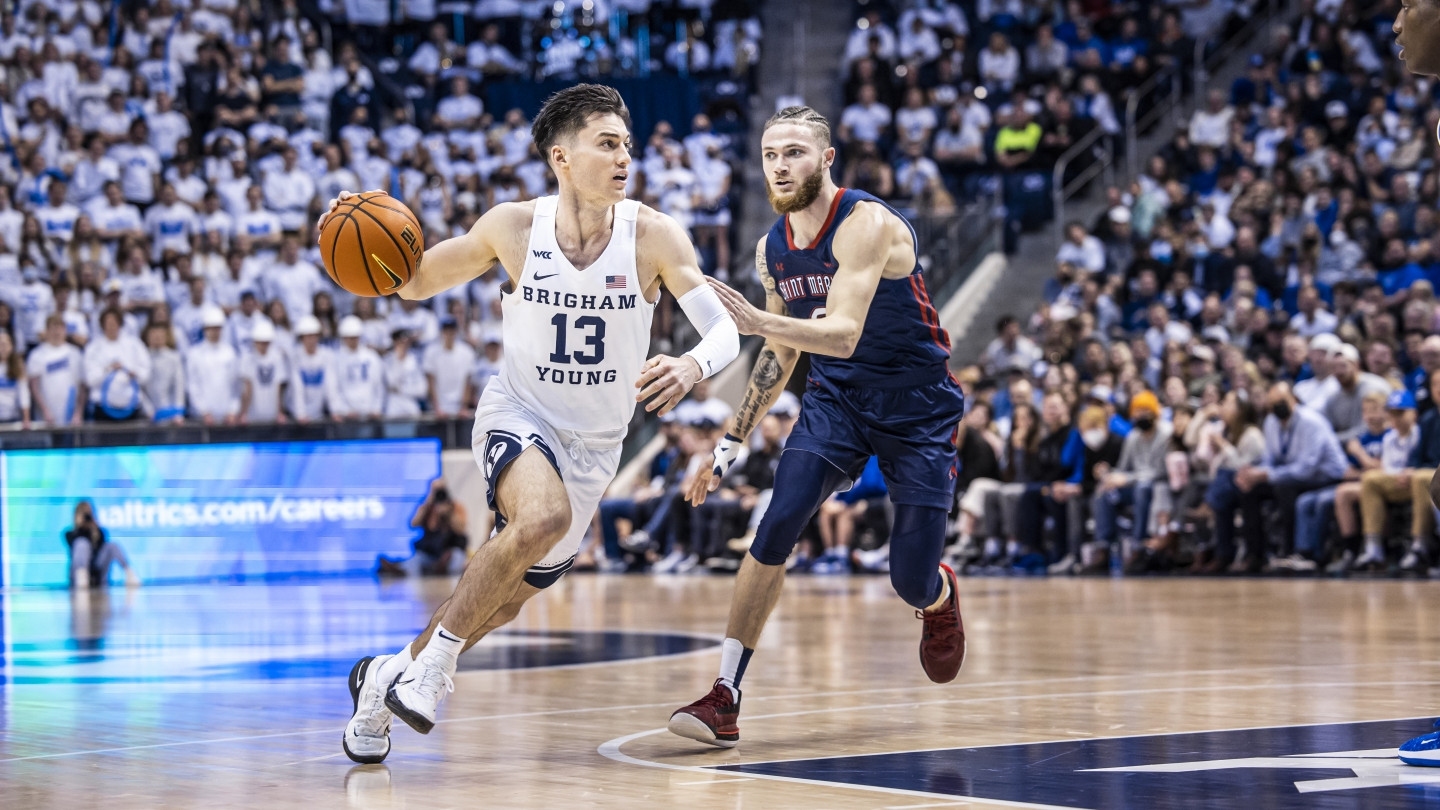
[
  {"left": 0, "top": 0, "right": 756, "bottom": 429},
  {"left": 954, "top": 0, "right": 1440, "bottom": 578},
  {"left": 832, "top": 0, "right": 1256, "bottom": 229}
]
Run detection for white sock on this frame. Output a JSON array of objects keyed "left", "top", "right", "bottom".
[
  {"left": 376, "top": 644, "right": 414, "bottom": 687},
  {"left": 1364, "top": 535, "right": 1384, "bottom": 557},
  {"left": 718, "top": 638, "right": 744, "bottom": 701},
  {"left": 925, "top": 571, "right": 952, "bottom": 613},
  {"left": 414, "top": 623, "right": 465, "bottom": 675}
]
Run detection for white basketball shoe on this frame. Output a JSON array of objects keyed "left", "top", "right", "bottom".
[
  {"left": 343, "top": 655, "right": 394, "bottom": 764},
  {"left": 385, "top": 651, "right": 455, "bottom": 734}
]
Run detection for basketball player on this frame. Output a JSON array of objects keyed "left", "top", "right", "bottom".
[
  {"left": 1390, "top": 2, "right": 1440, "bottom": 767},
  {"left": 320, "top": 84, "right": 740, "bottom": 763},
  {"left": 667, "top": 107, "right": 967, "bottom": 748}
]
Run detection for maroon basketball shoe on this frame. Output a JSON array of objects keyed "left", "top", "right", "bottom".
[
  {"left": 668, "top": 679, "right": 741, "bottom": 748},
  {"left": 918, "top": 562, "right": 966, "bottom": 682}
]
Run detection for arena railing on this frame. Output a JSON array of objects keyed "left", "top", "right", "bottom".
[{"left": 1054, "top": 0, "right": 1288, "bottom": 240}]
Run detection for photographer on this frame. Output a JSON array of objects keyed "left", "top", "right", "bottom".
[
  {"left": 377, "top": 479, "right": 469, "bottom": 577},
  {"left": 65, "top": 501, "right": 139, "bottom": 588}
]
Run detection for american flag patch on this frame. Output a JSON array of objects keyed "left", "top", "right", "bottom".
[{"left": 605, "top": 275, "right": 626, "bottom": 289}]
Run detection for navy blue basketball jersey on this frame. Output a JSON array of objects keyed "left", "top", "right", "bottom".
[{"left": 764, "top": 188, "right": 951, "bottom": 387}]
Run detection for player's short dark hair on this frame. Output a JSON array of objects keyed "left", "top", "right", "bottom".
[
  {"left": 764, "top": 106, "right": 831, "bottom": 148},
  {"left": 532, "top": 84, "right": 631, "bottom": 165}
]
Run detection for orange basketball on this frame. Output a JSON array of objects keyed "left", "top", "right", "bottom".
[{"left": 319, "top": 191, "right": 424, "bottom": 297}]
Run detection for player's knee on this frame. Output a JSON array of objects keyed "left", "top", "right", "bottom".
[
  {"left": 747, "top": 530, "right": 794, "bottom": 567},
  {"left": 890, "top": 565, "right": 940, "bottom": 610},
  {"left": 513, "top": 505, "right": 572, "bottom": 556}
]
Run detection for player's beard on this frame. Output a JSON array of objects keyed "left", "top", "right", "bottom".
[{"left": 767, "top": 166, "right": 825, "bottom": 215}]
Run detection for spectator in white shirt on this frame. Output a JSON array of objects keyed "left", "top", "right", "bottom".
[
  {"left": 0, "top": 331, "right": 30, "bottom": 429},
  {"left": 84, "top": 306, "right": 152, "bottom": 421},
  {"left": 839, "top": 83, "right": 892, "bottom": 145},
  {"left": 1290, "top": 284, "right": 1340, "bottom": 338},
  {"left": 328, "top": 315, "right": 385, "bottom": 420},
  {"left": 1056, "top": 222, "right": 1106, "bottom": 274},
  {"left": 147, "top": 91, "right": 190, "bottom": 161},
  {"left": 28, "top": 315, "right": 85, "bottom": 426},
  {"left": 186, "top": 305, "right": 240, "bottom": 424},
  {"left": 144, "top": 183, "right": 200, "bottom": 263},
  {"left": 387, "top": 296, "right": 440, "bottom": 347},
  {"left": 142, "top": 320, "right": 185, "bottom": 423},
  {"left": 239, "top": 318, "right": 290, "bottom": 423},
  {"left": 898, "top": 14, "right": 941, "bottom": 63},
  {"left": 466, "top": 23, "right": 525, "bottom": 76},
  {"left": 235, "top": 184, "right": 284, "bottom": 261},
  {"left": 979, "top": 32, "right": 1021, "bottom": 94},
  {"left": 262, "top": 146, "right": 316, "bottom": 231},
  {"left": 261, "top": 236, "right": 325, "bottom": 322},
  {"left": 383, "top": 329, "right": 427, "bottom": 418},
  {"left": 1188, "top": 90, "right": 1235, "bottom": 149},
  {"left": 35, "top": 179, "right": 81, "bottom": 247},
  {"left": 435, "top": 75, "right": 483, "bottom": 131},
  {"left": 472, "top": 333, "right": 503, "bottom": 395},
  {"left": 288, "top": 315, "right": 332, "bottom": 422},
  {"left": 424, "top": 318, "right": 477, "bottom": 417},
  {"left": 843, "top": 11, "right": 896, "bottom": 65},
  {"left": 87, "top": 181, "right": 144, "bottom": 246},
  {"left": 108, "top": 119, "right": 162, "bottom": 206}
]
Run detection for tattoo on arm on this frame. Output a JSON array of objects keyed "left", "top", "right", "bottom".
[{"left": 732, "top": 348, "right": 787, "bottom": 439}]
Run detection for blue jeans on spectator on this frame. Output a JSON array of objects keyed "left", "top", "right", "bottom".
[
  {"left": 1206, "top": 469, "right": 1242, "bottom": 562},
  {"left": 1294, "top": 486, "right": 1338, "bottom": 559},
  {"left": 1093, "top": 481, "right": 1154, "bottom": 545}
]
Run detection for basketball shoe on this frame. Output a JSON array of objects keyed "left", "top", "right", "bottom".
[
  {"left": 1400, "top": 720, "right": 1440, "bottom": 766},
  {"left": 343, "top": 655, "right": 393, "bottom": 764},
  {"left": 918, "top": 563, "right": 966, "bottom": 683},
  {"left": 669, "top": 679, "right": 741, "bottom": 748},
  {"left": 385, "top": 650, "right": 455, "bottom": 734}
]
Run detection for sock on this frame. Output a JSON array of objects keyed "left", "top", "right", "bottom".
[
  {"left": 717, "top": 638, "right": 753, "bottom": 702},
  {"left": 415, "top": 622, "right": 465, "bottom": 675},
  {"left": 376, "top": 644, "right": 414, "bottom": 686},
  {"left": 924, "top": 571, "right": 952, "bottom": 613},
  {"left": 1364, "top": 534, "right": 1384, "bottom": 557},
  {"left": 1005, "top": 539, "right": 1020, "bottom": 558}
]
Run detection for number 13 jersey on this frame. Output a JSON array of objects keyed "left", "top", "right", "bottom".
[{"left": 493, "top": 195, "right": 656, "bottom": 433}]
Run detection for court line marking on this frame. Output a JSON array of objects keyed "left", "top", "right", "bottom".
[
  {"left": 596, "top": 688, "right": 1440, "bottom": 808},
  {"left": 2, "top": 663, "right": 1436, "bottom": 763},
  {"left": 675, "top": 777, "right": 755, "bottom": 785},
  {"left": 883, "top": 802, "right": 971, "bottom": 809}
]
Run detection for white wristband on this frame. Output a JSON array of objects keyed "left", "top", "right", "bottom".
[{"left": 677, "top": 283, "right": 740, "bottom": 379}]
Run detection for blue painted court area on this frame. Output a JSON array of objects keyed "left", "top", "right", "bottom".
[{"left": 719, "top": 719, "right": 1440, "bottom": 809}]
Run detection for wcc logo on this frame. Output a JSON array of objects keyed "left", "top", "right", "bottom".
[
  {"left": 533, "top": 249, "right": 553, "bottom": 260},
  {"left": 714, "top": 719, "right": 1440, "bottom": 809}
]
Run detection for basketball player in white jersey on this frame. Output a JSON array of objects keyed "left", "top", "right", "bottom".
[{"left": 320, "top": 84, "right": 740, "bottom": 763}]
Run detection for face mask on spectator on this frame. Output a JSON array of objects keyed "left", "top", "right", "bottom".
[
  {"left": 1082, "top": 429, "right": 1107, "bottom": 449},
  {"left": 1271, "top": 401, "right": 1292, "bottom": 421},
  {"left": 1151, "top": 241, "right": 1173, "bottom": 263},
  {"left": 1133, "top": 415, "right": 1156, "bottom": 431}
]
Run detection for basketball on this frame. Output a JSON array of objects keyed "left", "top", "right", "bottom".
[{"left": 319, "top": 191, "right": 425, "bottom": 297}]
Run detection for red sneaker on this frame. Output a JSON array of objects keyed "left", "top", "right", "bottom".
[
  {"left": 668, "top": 679, "right": 741, "bottom": 748},
  {"left": 917, "top": 563, "right": 966, "bottom": 683}
]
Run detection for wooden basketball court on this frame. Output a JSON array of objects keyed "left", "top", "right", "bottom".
[{"left": 2, "top": 574, "right": 1438, "bottom": 808}]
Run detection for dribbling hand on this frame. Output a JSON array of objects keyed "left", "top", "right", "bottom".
[
  {"left": 315, "top": 190, "right": 384, "bottom": 243},
  {"left": 635, "top": 354, "right": 702, "bottom": 416}
]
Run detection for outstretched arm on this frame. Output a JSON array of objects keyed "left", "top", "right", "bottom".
[
  {"left": 708, "top": 202, "right": 891, "bottom": 358},
  {"left": 686, "top": 239, "right": 800, "bottom": 506}
]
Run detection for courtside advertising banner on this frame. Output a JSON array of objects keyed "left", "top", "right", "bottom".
[{"left": 0, "top": 439, "right": 439, "bottom": 587}]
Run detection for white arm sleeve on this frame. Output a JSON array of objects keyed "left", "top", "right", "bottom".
[{"left": 677, "top": 284, "right": 740, "bottom": 380}]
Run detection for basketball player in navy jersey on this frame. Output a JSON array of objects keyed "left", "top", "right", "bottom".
[
  {"left": 1391, "top": 0, "right": 1440, "bottom": 767},
  {"left": 668, "top": 106, "right": 967, "bottom": 748}
]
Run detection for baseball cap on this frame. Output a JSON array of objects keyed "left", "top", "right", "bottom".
[
  {"left": 1325, "top": 100, "right": 1348, "bottom": 119},
  {"left": 1309, "top": 332, "right": 1341, "bottom": 353},
  {"left": 1108, "top": 206, "right": 1132, "bottom": 224},
  {"left": 1387, "top": 389, "right": 1417, "bottom": 411},
  {"left": 768, "top": 389, "right": 800, "bottom": 419},
  {"left": 1331, "top": 343, "right": 1360, "bottom": 364},
  {"left": 1201, "top": 325, "right": 1230, "bottom": 343},
  {"left": 1189, "top": 344, "right": 1216, "bottom": 363},
  {"left": 103, "top": 278, "right": 123, "bottom": 294},
  {"left": 440, "top": 317, "right": 458, "bottom": 330},
  {"left": 201, "top": 306, "right": 225, "bottom": 328},
  {"left": 338, "top": 315, "right": 363, "bottom": 338},
  {"left": 1088, "top": 384, "right": 1114, "bottom": 404},
  {"left": 295, "top": 315, "right": 321, "bottom": 336}
]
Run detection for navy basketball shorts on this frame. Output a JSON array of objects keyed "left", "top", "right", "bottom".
[{"left": 785, "top": 370, "right": 966, "bottom": 510}]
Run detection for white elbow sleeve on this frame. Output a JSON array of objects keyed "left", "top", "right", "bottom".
[{"left": 678, "top": 283, "right": 739, "bottom": 380}]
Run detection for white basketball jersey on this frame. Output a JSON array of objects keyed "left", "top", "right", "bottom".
[{"left": 493, "top": 196, "right": 655, "bottom": 433}]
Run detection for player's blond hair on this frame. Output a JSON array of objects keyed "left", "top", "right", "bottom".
[{"left": 764, "top": 106, "right": 832, "bottom": 148}]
